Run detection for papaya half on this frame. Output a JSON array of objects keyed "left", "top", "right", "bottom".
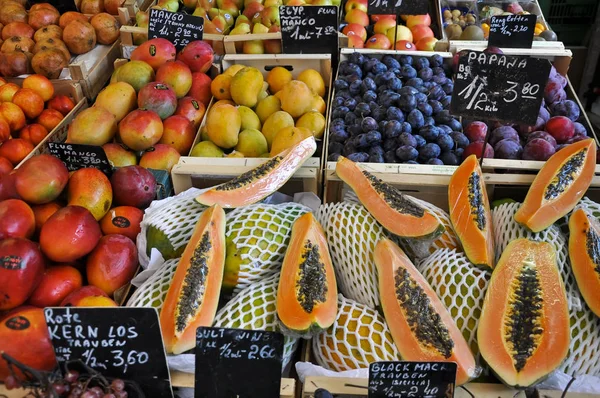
[
  {"left": 374, "top": 238, "right": 478, "bottom": 385},
  {"left": 448, "top": 154, "right": 495, "bottom": 269},
  {"left": 159, "top": 205, "right": 226, "bottom": 354},
  {"left": 276, "top": 212, "right": 337, "bottom": 337},
  {"left": 335, "top": 156, "right": 444, "bottom": 239},
  {"left": 478, "top": 238, "right": 570, "bottom": 388},
  {"left": 515, "top": 138, "right": 596, "bottom": 233},
  {"left": 569, "top": 207, "right": 600, "bottom": 317},
  {"left": 195, "top": 136, "right": 317, "bottom": 208}
]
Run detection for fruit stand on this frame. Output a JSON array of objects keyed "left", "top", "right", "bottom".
[{"left": 2, "top": 0, "right": 600, "bottom": 396}]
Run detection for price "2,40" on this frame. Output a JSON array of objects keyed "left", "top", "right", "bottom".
[{"left": 457, "top": 75, "right": 540, "bottom": 112}]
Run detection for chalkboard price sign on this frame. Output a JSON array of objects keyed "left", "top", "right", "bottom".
[
  {"left": 280, "top": 6, "right": 338, "bottom": 54},
  {"left": 48, "top": 142, "right": 112, "bottom": 176},
  {"left": 367, "top": 0, "right": 427, "bottom": 18},
  {"left": 195, "top": 327, "right": 284, "bottom": 398},
  {"left": 488, "top": 14, "right": 537, "bottom": 48},
  {"left": 44, "top": 307, "right": 173, "bottom": 398},
  {"left": 148, "top": 8, "right": 203, "bottom": 51},
  {"left": 368, "top": 361, "right": 457, "bottom": 398},
  {"left": 450, "top": 50, "right": 551, "bottom": 125}
]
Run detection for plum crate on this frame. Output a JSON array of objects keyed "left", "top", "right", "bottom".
[
  {"left": 170, "top": 53, "right": 332, "bottom": 196},
  {"left": 15, "top": 81, "right": 87, "bottom": 168}
]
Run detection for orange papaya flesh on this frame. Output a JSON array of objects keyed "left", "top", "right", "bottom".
[
  {"left": 159, "top": 205, "right": 226, "bottom": 354},
  {"left": 448, "top": 154, "right": 495, "bottom": 269},
  {"left": 276, "top": 212, "right": 337, "bottom": 337},
  {"left": 569, "top": 208, "right": 600, "bottom": 317},
  {"left": 515, "top": 138, "right": 596, "bottom": 233},
  {"left": 195, "top": 136, "right": 317, "bottom": 208},
  {"left": 335, "top": 156, "right": 444, "bottom": 239},
  {"left": 477, "top": 238, "right": 570, "bottom": 388},
  {"left": 374, "top": 238, "right": 478, "bottom": 385}
]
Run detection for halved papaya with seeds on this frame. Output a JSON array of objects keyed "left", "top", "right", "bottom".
[
  {"left": 276, "top": 212, "right": 337, "bottom": 337},
  {"left": 478, "top": 238, "right": 570, "bottom": 388},
  {"left": 569, "top": 208, "right": 600, "bottom": 317},
  {"left": 160, "top": 205, "right": 226, "bottom": 354},
  {"left": 335, "top": 156, "right": 444, "bottom": 239},
  {"left": 515, "top": 138, "right": 596, "bottom": 233},
  {"left": 374, "top": 238, "right": 478, "bottom": 385},
  {"left": 195, "top": 136, "right": 317, "bottom": 208},
  {"left": 448, "top": 154, "right": 494, "bottom": 269}
]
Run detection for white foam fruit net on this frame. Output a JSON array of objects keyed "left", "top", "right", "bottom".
[
  {"left": 126, "top": 258, "right": 179, "bottom": 310},
  {"left": 397, "top": 197, "right": 460, "bottom": 261},
  {"left": 138, "top": 188, "right": 207, "bottom": 267},
  {"left": 316, "top": 202, "right": 383, "bottom": 309},
  {"left": 560, "top": 296, "right": 600, "bottom": 377},
  {"left": 225, "top": 203, "right": 311, "bottom": 295},
  {"left": 557, "top": 197, "right": 600, "bottom": 233},
  {"left": 212, "top": 274, "right": 299, "bottom": 371},
  {"left": 312, "top": 295, "right": 399, "bottom": 372},
  {"left": 417, "top": 248, "right": 490, "bottom": 357},
  {"left": 492, "top": 202, "right": 582, "bottom": 311}
]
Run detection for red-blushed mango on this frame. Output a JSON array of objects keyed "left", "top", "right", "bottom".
[
  {"left": 139, "top": 144, "right": 181, "bottom": 172},
  {"left": 110, "top": 165, "right": 157, "bottom": 208},
  {"left": 0, "top": 199, "right": 35, "bottom": 239},
  {"left": 15, "top": 154, "right": 69, "bottom": 204},
  {"left": 32, "top": 201, "right": 61, "bottom": 232},
  {"left": 177, "top": 40, "right": 214, "bottom": 73},
  {"left": 59, "top": 285, "right": 116, "bottom": 307},
  {"left": 102, "top": 143, "right": 137, "bottom": 167},
  {"left": 28, "top": 265, "right": 82, "bottom": 307},
  {"left": 137, "top": 82, "right": 177, "bottom": 120},
  {"left": 159, "top": 115, "right": 196, "bottom": 154},
  {"left": 95, "top": 82, "right": 137, "bottom": 122},
  {"left": 15, "top": 155, "right": 69, "bottom": 204},
  {"left": 130, "top": 38, "right": 176, "bottom": 72},
  {"left": 156, "top": 60, "right": 193, "bottom": 98},
  {"left": 40, "top": 205, "right": 102, "bottom": 262},
  {"left": 188, "top": 72, "right": 212, "bottom": 106},
  {"left": 66, "top": 106, "right": 117, "bottom": 146},
  {"left": 100, "top": 206, "right": 143, "bottom": 241},
  {"left": 118, "top": 109, "right": 163, "bottom": 151},
  {"left": 175, "top": 96, "right": 206, "bottom": 129},
  {"left": 0, "top": 238, "right": 45, "bottom": 310},
  {"left": 67, "top": 167, "right": 113, "bottom": 221},
  {"left": 0, "top": 306, "right": 56, "bottom": 379},
  {"left": 0, "top": 171, "right": 21, "bottom": 202},
  {"left": 87, "top": 234, "right": 138, "bottom": 296}
]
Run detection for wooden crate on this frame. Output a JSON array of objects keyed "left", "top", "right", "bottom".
[
  {"left": 14, "top": 82, "right": 87, "bottom": 168},
  {"left": 117, "top": 0, "right": 156, "bottom": 24},
  {"left": 223, "top": 32, "right": 348, "bottom": 54},
  {"left": 171, "top": 53, "right": 333, "bottom": 196},
  {"left": 301, "top": 376, "right": 600, "bottom": 397}
]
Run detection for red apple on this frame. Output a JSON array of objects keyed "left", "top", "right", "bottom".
[
  {"left": 394, "top": 40, "right": 416, "bottom": 51},
  {"left": 345, "top": 9, "right": 369, "bottom": 26},
  {"left": 406, "top": 14, "right": 431, "bottom": 28},
  {"left": 374, "top": 18, "right": 396, "bottom": 35},
  {"left": 347, "top": 34, "right": 364, "bottom": 48},
  {"left": 415, "top": 36, "right": 438, "bottom": 51},
  {"left": 411, "top": 24, "right": 434, "bottom": 43},
  {"left": 342, "top": 23, "right": 367, "bottom": 42},
  {"left": 386, "top": 24, "right": 412, "bottom": 43},
  {"left": 365, "top": 33, "right": 391, "bottom": 49},
  {"left": 370, "top": 14, "right": 395, "bottom": 23}
]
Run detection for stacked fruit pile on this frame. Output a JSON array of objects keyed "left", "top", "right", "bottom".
[
  {"left": 66, "top": 39, "right": 214, "bottom": 171},
  {"left": 0, "top": 2, "right": 121, "bottom": 79},
  {"left": 328, "top": 52, "right": 463, "bottom": 165},
  {"left": 341, "top": 0, "right": 438, "bottom": 51},
  {"left": 0, "top": 147, "right": 165, "bottom": 380},
  {"left": 190, "top": 63, "right": 327, "bottom": 158},
  {"left": 0, "top": 74, "right": 75, "bottom": 167},
  {"left": 461, "top": 65, "right": 590, "bottom": 162}
]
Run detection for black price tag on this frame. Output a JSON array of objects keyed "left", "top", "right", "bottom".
[
  {"left": 488, "top": 14, "right": 537, "bottom": 48},
  {"left": 367, "top": 0, "right": 427, "bottom": 17},
  {"left": 48, "top": 142, "right": 112, "bottom": 176},
  {"left": 280, "top": 6, "right": 338, "bottom": 54},
  {"left": 451, "top": 50, "right": 550, "bottom": 125},
  {"left": 368, "top": 361, "right": 456, "bottom": 398},
  {"left": 195, "top": 327, "right": 284, "bottom": 398},
  {"left": 148, "top": 8, "right": 204, "bottom": 51},
  {"left": 44, "top": 307, "right": 173, "bottom": 398}
]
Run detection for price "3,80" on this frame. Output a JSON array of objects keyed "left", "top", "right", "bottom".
[{"left": 457, "top": 75, "right": 540, "bottom": 112}]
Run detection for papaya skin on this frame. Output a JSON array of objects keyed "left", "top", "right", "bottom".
[
  {"left": 159, "top": 205, "right": 226, "bottom": 354},
  {"left": 515, "top": 138, "right": 596, "bottom": 233}
]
